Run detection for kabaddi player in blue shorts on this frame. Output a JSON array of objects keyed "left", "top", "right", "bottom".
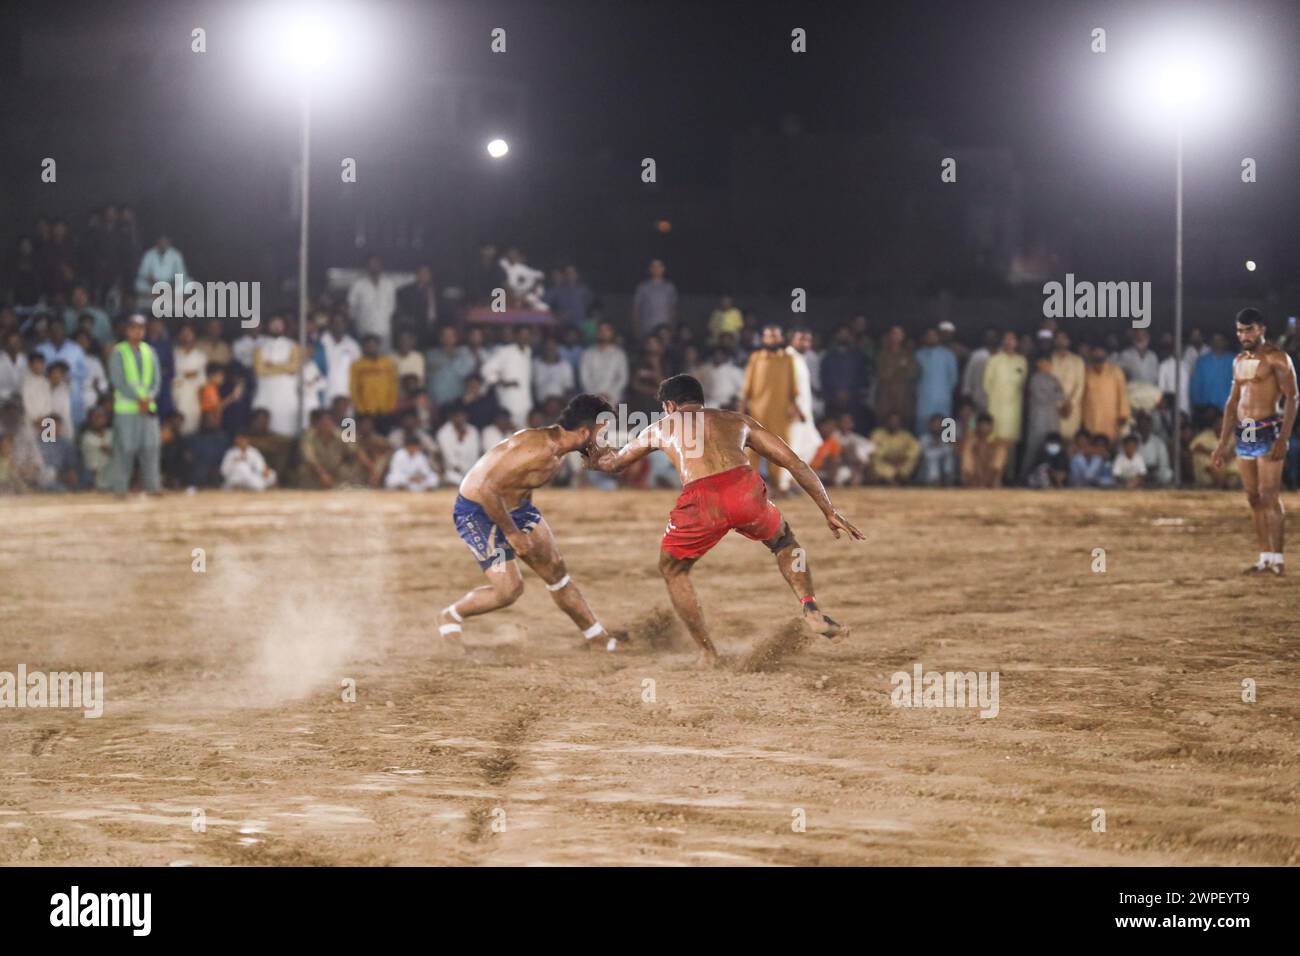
[
  {"left": 1211, "top": 309, "right": 1299, "bottom": 575},
  {"left": 438, "top": 394, "right": 620, "bottom": 649}
]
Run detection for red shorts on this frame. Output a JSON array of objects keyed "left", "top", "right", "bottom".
[{"left": 661, "top": 465, "right": 784, "bottom": 560}]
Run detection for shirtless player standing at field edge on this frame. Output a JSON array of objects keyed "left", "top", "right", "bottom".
[
  {"left": 438, "top": 393, "right": 619, "bottom": 650},
  {"left": 587, "top": 373, "right": 864, "bottom": 667},
  {"left": 1211, "top": 308, "right": 1299, "bottom": 575}
]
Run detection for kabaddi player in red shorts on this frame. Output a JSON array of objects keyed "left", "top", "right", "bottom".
[{"left": 587, "top": 374, "right": 864, "bottom": 667}]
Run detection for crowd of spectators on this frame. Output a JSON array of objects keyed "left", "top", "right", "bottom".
[{"left": 3, "top": 208, "right": 1299, "bottom": 496}]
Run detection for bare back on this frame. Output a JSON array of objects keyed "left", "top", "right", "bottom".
[
  {"left": 644, "top": 407, "right": 756, "bottom": 484},
  {"left": 460, "top": 426, "right": 567, "bottom": 508}
]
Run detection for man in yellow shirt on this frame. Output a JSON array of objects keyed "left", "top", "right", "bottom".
[
  {"left": 869, "top": 412, "right": 920, "bottom": 484},
  {"left": 983, "top": 332, "right": 1028, "bottom": 475},
  {"left": 349, "top": 333, "right": 398, "bottom": 421},
  {"left": 1081, "top": 346, "right": 1131, "bottom": 443},
  {"left": 708, "top": 295, "right": 743, "bottom": 344}
]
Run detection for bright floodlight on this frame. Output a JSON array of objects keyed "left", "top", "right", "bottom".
[
  {"left": 1246, "top": 260, "right": 1257, "bottom": 272},
  {"left": 285, "top": 15, "right": 338, "bottom": 74},
  {"left": 487, "top": 138, "right": 510, "bottom": 159},
  {"left": 1155, "top": 61, "right": 1205, "bottom": 111}
]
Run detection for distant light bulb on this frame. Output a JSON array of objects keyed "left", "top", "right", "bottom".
[
  {"left": 1245, "top": 260, "right": 1257, "bottom": 272},
  {"left": 487, "top": 138, "right": 509, "bottom": 159}
]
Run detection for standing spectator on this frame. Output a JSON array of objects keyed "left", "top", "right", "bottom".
[
  {"left": 46, "top": 361, "right": 75, "bottom": 441},
  {"left": 1156, "top": 332, "right": 1192, "bottom": 419},
  {"left": 349, "top": 334, "right": 399, "bottom": 422},
  {"left": 320, "top": 312, "right": 362, "bottom": 405},
  {"left": 545, "top": 265, "right": 595, "bottom": 330},
  {"left": 868, "top": 412, "right": 920, "bottom": 485},
  {"left": 79, "top": 406, "right": 114, "bottom": 490},
  {"left": 628, "top": 336, "right": 667, "bottom": 415},
  {"left": 0, "top": 331, "right": 26, "bottom": 402},
  {"left": 917, "top": 413, "right": 957, "bottom": 486},
  {"left": 254, "top": 316, "right": 303, "bottom": 436},
  {"left": 113, "top": 206, "right": 142, "bottom": 296},
  {"left": 983, "top": 331, "right": 1028, "bottom": 475},
  {"left": 913, "top": 327, "right": 958, "bottom": 435},
  {"left": 579, "top": 320, "right": 629, "bottom": 405},
  {"left": 134, "top": 234, "right": 188, "bottom": 298},
  {"left": 699, "top": 345, "right": 745, "bottom": 409},
  {"left": 558, "top": 324, "right": 586, "bottom": 379},
  {"left": 1069, "top": 435, "right": 1117, "bottom": 488},
  {"left": 961, "top": 328, "right": 1000, "bottom": 414},
  {"left": 875, "top": 325, "right": 919, "bottom": 427},
  {"left": 1021, "top": 354, "right": 1065, "bottom": 482},
  {"left": 395, "top": 264, "right": 439, "bottom": 344},
  {"left": 107, "top": 314, "right": 161, "bottom": 496},
  {"left": 7, "top": 237, "right": 41, "bottom": 307},
  {"left": 480, "top": 325, "right": 533, "bottom": 427},
  {"left": 533, "top": 336, "right": 575, "bottom": 406},
  {"left": 1189, "top": 332, "right": 1235, "bottom": 414},
  {"left": 197, "top": 317, "right": 232, "bottom": 367},
  {"left": 170, "top": 324, "right": 206, "bottom": 435},
  {"left": 1081, "top": 345, "right": 1131, "bottom": 444},
  {"left": 39, "top": 219, "right": 78, "bottom": 297},
  {"left": 393, "top": 327, "right": 426, "bottom": 385},
  {"left": 1118, "top": 329, "right": 1159, "bottom": 385},
  {"left": 436, "top": 403, "right": 481, "bottom": 484},
  {"left": 1050, "top": 330, "right": 1086, "bottom": 440},
  {"left": 820, "top": 326, "right": 867, "bottom": 420},
  {"left": 347, "top": 254, "right": 399, "bottom": 349},
  {"left": 707, "top": 294, "right": 743, "bottom": 344},
  {"left": 631, "top": 259, "right": 677, "bottom": 336},
  {"left": 784, "top": 328, "right": 821, "bottom": 478},
  {"left": 739, "top": 324, "right": 798, "bottom": 486},
  {"left": 62, "top": 285, "right": 112, "bottom": 343},
  {"left": 426, "top": 325, "right": 476, "bottom": 407},
  {"left": 21, "top": 353, "right": 53, "bottom": 437},
  {"left": 220, "top": 431, "right": 276, "bottom": 490}
]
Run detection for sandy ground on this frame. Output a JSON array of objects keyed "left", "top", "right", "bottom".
[{"left": 0, "top": 487, "right": 1297, "bottom": 866}]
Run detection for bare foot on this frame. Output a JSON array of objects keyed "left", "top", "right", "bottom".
[
  {"left": 437, "top": 608, "right": 465, "bottom": 654},
  {"left": 695, "top": 649, "right": 720, "bottom": 669},
  {"left": 802, "top": 603, "right": 848, "bottom": 640}
]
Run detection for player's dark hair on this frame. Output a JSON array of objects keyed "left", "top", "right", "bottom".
[
  {"left": 656, "top": 374, "right": 705, "bottom": 406},
  {"left": 557, "top": 393, "right": 614, "bottom": 432},
  {"left": 1235, "top": 307, "right": 1266, "bottom": 328}
]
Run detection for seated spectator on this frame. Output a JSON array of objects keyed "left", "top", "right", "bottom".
[
  {"left": 354, "top": 415, "right": 394, "bottom": 488},
  {"left": 394, "top": 373, "right": 432, "bottom": 430},
  {"left": 0, "top": 431, "right": 27, "bottom": 493},
  {"left": 159, "top": 412, "right": 191, "bottom": 489},
  {"left": 45, "top": 360, "right": 75, "bottom": 440},
  {"left": 811, "top": 417, "right": 845, "bottom": 486},
  {"left": 869, "top": 412, "right": 920, "bottom": 485},
  {"left": 385, "top": 431, "right": 440, "bottom": 491},
  {"left": 297, "top": 410, "right": 366, "bottom": 489},
  {"left": 221, "top": 431, "right": 276, "bottom": 491},
  {"left": 79, "top": 406, "right": 114, "bottom": 490},
  {"left": 393, "top": 327, "right": 426, "bottom": 385},
  {"left": 462, "top": 373, "right": 502, "bottom": 430},
  {"left": 436, "top": 402, "right": 481, "bottom": 485},
  {"left": 700, "top": 346, "right": 745, "bottom": 410},
  {"left": 386, "top": 409, "right": 438, "bottom": 459},
  {"left": 1190, "top": 412, "right": 1239, "bottom": 488},
  {"left": 1111, "top": 434, "right": 1148, "bottom": 488},
  {"left": 21, "top": 352, "right": 52, "bottom": 436},
  {"left": 36, "top": 413, "right": 77, "bottom": 490},
  {"left": 1133, "top": 410, "right": 1173, "bottom": 486},
  {"left": 533, "top": 336, "right": 575, "bottom": 406},
  {"left": 247, "top": 407, "right": 294, "bottom": 481},
  {"left": 1025, "top": 432, "right": 1070, "bottom": 489},
  {"left": 480, "top": 408, "right": 516, "bottom": 449},
  {"left": 960, "top": 412, "right": 1010, "bottom": 488},
  {"left": 916, "top": 413, "right": 957, "bottom": 486},
  {"left": 837, "top": 412, "right": 875, "bottom": 482},
  {"left": 1069, "top": 434, "right": 1117, "bottom": 488}
]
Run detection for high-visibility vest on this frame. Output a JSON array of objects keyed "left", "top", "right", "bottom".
[{"left": 113, "top": 341, "right": 158, "bottom": 415}]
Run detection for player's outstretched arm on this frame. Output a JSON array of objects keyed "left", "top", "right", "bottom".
[
  {"left": 585, "top": 421, "right": 658, "bottom": 473},
  {"left": 744, "top": 416, "right": 864, "bottom": 540}
]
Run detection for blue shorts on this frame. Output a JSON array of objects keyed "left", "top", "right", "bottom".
[
  {"left": 1235, "top": 416, "right": 1282, "bottom": 459},
  {"left": 453, "top": 495, "right": 542, "bottom": 570}
]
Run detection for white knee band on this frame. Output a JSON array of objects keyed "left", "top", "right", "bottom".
[
  {"left": 546, "top": 575, "right": 572, "bottom": 592},
  {"left": 444, "top": 604, "right": 462, "bottom": 623},
  {"left": 583, "top": 622, "right": 604, "bottom": 639}
]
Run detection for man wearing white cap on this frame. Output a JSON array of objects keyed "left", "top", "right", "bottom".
[{"left": 108, "top": 314, "right": 162, "bottom": 495}]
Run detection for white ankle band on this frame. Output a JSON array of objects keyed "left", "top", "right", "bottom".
[
  {"left": 445, "top": 604, "right": 463, "bottom": 623},
  {"left": 583, "top": 622, "right": 604, "bottom": 639},
  {"left": 546, "top": 574, "right": 572, "bottom": 592},
  {"left": 439, "top": 623, "right": 462, "bottom": 636}
]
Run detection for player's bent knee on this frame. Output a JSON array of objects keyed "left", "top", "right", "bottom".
[
  {"left": 659, "top": 550, "right": 689, "bottom": 578},
  {"left": 1248, "top": 493, "right": 1264, "bottom": 509},
  {"left": 764, "top": 521, "right": 797, "bottom": 554}
]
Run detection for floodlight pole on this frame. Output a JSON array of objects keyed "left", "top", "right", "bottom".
[
  {"left": 1173, "top": 116, "right": 1184, "bottom": 488},
  {"left": 297, "top": 84, "right": 312, "bottom": 431}
]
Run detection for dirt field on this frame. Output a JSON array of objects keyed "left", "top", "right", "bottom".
[{"left": 1, "top": 487, "right": 1297, "bottom": 866}]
